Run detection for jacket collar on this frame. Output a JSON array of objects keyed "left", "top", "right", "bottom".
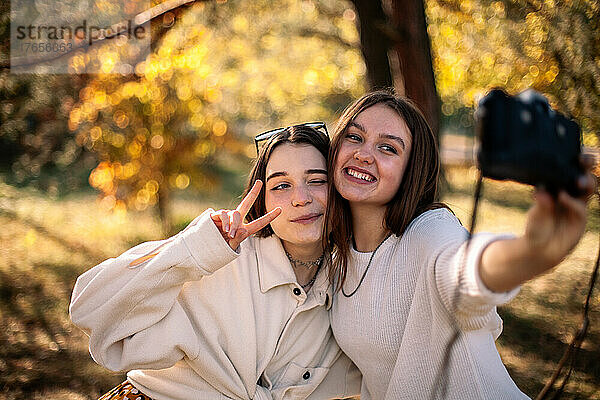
[
  {"left": 255, "top": 235, "right": 333, "bottom": 309},
  {"left": 255, "top": 235, "right": 297, "bottom": 293}
]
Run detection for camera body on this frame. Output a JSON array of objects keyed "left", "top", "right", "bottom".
[{"left": 475, "top": 88, "right": 583, "bottom": 196}]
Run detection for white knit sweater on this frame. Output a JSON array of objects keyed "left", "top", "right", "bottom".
[{"left": 330, "top": 208, "right": 530, "bottom": 400}]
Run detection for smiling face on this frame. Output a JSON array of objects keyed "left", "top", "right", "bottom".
[
  {"left": 333, "top": 103, "right": 412, "bottom": 209},
  {"left": 264, "top": 143, "right": 328, "bottom": 247}
]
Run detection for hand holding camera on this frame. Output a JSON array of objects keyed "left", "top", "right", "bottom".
[
  {"left": 476, "top": 88, "right": 590, "bottom": 196},
  {"left": 476, "top": 88, "right": 597, "bottom": 291},
  {"left": 473, "top": 89, "right": 598, "bottom": 398}
]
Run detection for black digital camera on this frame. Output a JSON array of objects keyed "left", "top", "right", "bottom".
[{"left": 475, "top": 88, "right": 584, "bottom": 196}]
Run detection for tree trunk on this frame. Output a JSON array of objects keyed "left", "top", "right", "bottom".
[
  {"left": 157, "top": 184, "right": 172, "bottom": 236},
  {"left": 388, "top": 0, "right": 441, "bottom": 139},
  {"left": 350, "top": 0, "right": 394, "bottom": 89}
]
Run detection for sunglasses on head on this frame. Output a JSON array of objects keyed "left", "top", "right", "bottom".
[{"left": 254, "top": 122, "right": 329, "bottom": 155}]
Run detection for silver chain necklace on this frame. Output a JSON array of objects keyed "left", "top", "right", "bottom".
[
  {"left": 300, "top": 261, "right": 322, "bottom": 289},
  {"left": 285, "top": 252, "right": 324, "bottom": 290},
  {"left": 285, "top": 251, "right": 324, "bottom": 269}
]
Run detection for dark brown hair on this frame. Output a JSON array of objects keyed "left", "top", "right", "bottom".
[
  {"left": 245, "top": 125, "right": 330, "bottom": 237},
  {"left": 325, "top": 89, "right": 446, "bottom": 291}
]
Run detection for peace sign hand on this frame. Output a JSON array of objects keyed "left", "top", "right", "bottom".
[{"left": 210, "top": 180, "right": 282, "bottom": 250}]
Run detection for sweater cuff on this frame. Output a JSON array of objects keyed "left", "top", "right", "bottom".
[
  {"left": 461, "top": 232, "right": 520, "bottom": 306},
  {"left": 180, "top": 209, "right": 240, "bottom": 275}
]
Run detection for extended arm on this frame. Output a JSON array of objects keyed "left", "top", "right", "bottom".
[
  {"left": 69, "top": 209, "right": 239, "bottom": 371},
  {"left": 480, "top": 168, "right": 596, "bottom": 293}
]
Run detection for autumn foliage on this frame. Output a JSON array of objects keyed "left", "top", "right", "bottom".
[{"left": 68, "top": 0, "right": 366, "bottom": 230}]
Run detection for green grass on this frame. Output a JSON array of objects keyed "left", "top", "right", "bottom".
[
  {"left": 0, "top": 183, "right": 220, "bottom": 400},
  {"left": 445, "top": 166, "right": 600, "bottom": 399},
  {"left": 0, "top": 166, "right": 598, "bottom": 399}
]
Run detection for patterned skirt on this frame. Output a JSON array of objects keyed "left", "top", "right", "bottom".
[{"left": 98, "top": 381, "right": 153, "bottom": 400}]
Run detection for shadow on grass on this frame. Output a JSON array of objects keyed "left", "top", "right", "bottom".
[
  {"left": 0, "top": 207, "right": 108, "bottom": 262},
  {"left": 124, "top": 234, "right": 163, "bottom": 250},
  {"left": 445, "top": 182, "right": 534, "bottom": 212},
  {"left": 123, "top": 217, "right": 197, "bottom": 248},
  {"left": 0, "top": 206, "right": 152, "bottom": 398},
  {"left": 498, "top": 307, "right": 600, "bottom": 399},
  {"left": 0, "top": 264, "right": 125, "bottom": 399},
  {"left": 444, "top": 181, "right": 600, "bottom": 233}
]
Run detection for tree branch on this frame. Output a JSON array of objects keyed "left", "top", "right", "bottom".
[
  {"left": 294, "top": 28, "right": 359, "bottom": 50},
  {"left": 2, "top": 0, "right": 210, "bottom": 70}
]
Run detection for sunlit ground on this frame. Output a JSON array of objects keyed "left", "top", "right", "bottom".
[
  {"left": 0, "top": 165, "right": 598, "bottom": 399},
  {"left": 445, "top": 165, "right": 600, "bottom": 400}
]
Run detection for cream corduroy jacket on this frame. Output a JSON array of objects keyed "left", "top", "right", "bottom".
[{"left": 70, "top": 210, "right": 360, "bottom": 400}]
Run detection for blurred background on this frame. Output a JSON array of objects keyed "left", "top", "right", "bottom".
[{"left": 0, "top": 0, "right": 599, "bottom": 399}]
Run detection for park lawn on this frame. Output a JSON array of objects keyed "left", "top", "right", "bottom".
[
  {"left": 0, "top": 165, "right": 598, "bottom": 399},
  {"left": 444, "top": 166, "right": 600, "bottom": 399}
]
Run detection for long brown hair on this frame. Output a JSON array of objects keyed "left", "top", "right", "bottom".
[
  {"left": 245, "top": 125, "right": 330, "bottom": 237},
  {"left": 325, "top": 90, "right": 446, "bottom": 291}
]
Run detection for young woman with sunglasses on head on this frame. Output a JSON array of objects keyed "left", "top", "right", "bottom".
[
  {"left": 70, "top": 124, "right": 360, "bottom": 400},
  {"left": 325, "top": 90, "right": 596, "bottom": 399}
]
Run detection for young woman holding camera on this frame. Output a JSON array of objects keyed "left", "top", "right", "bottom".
[
  {"left": 70, "top": 125, "right": 360, "bottom": 400},
  {"left": 326, "top": 90, "right": 596, "bottom": 399}
]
